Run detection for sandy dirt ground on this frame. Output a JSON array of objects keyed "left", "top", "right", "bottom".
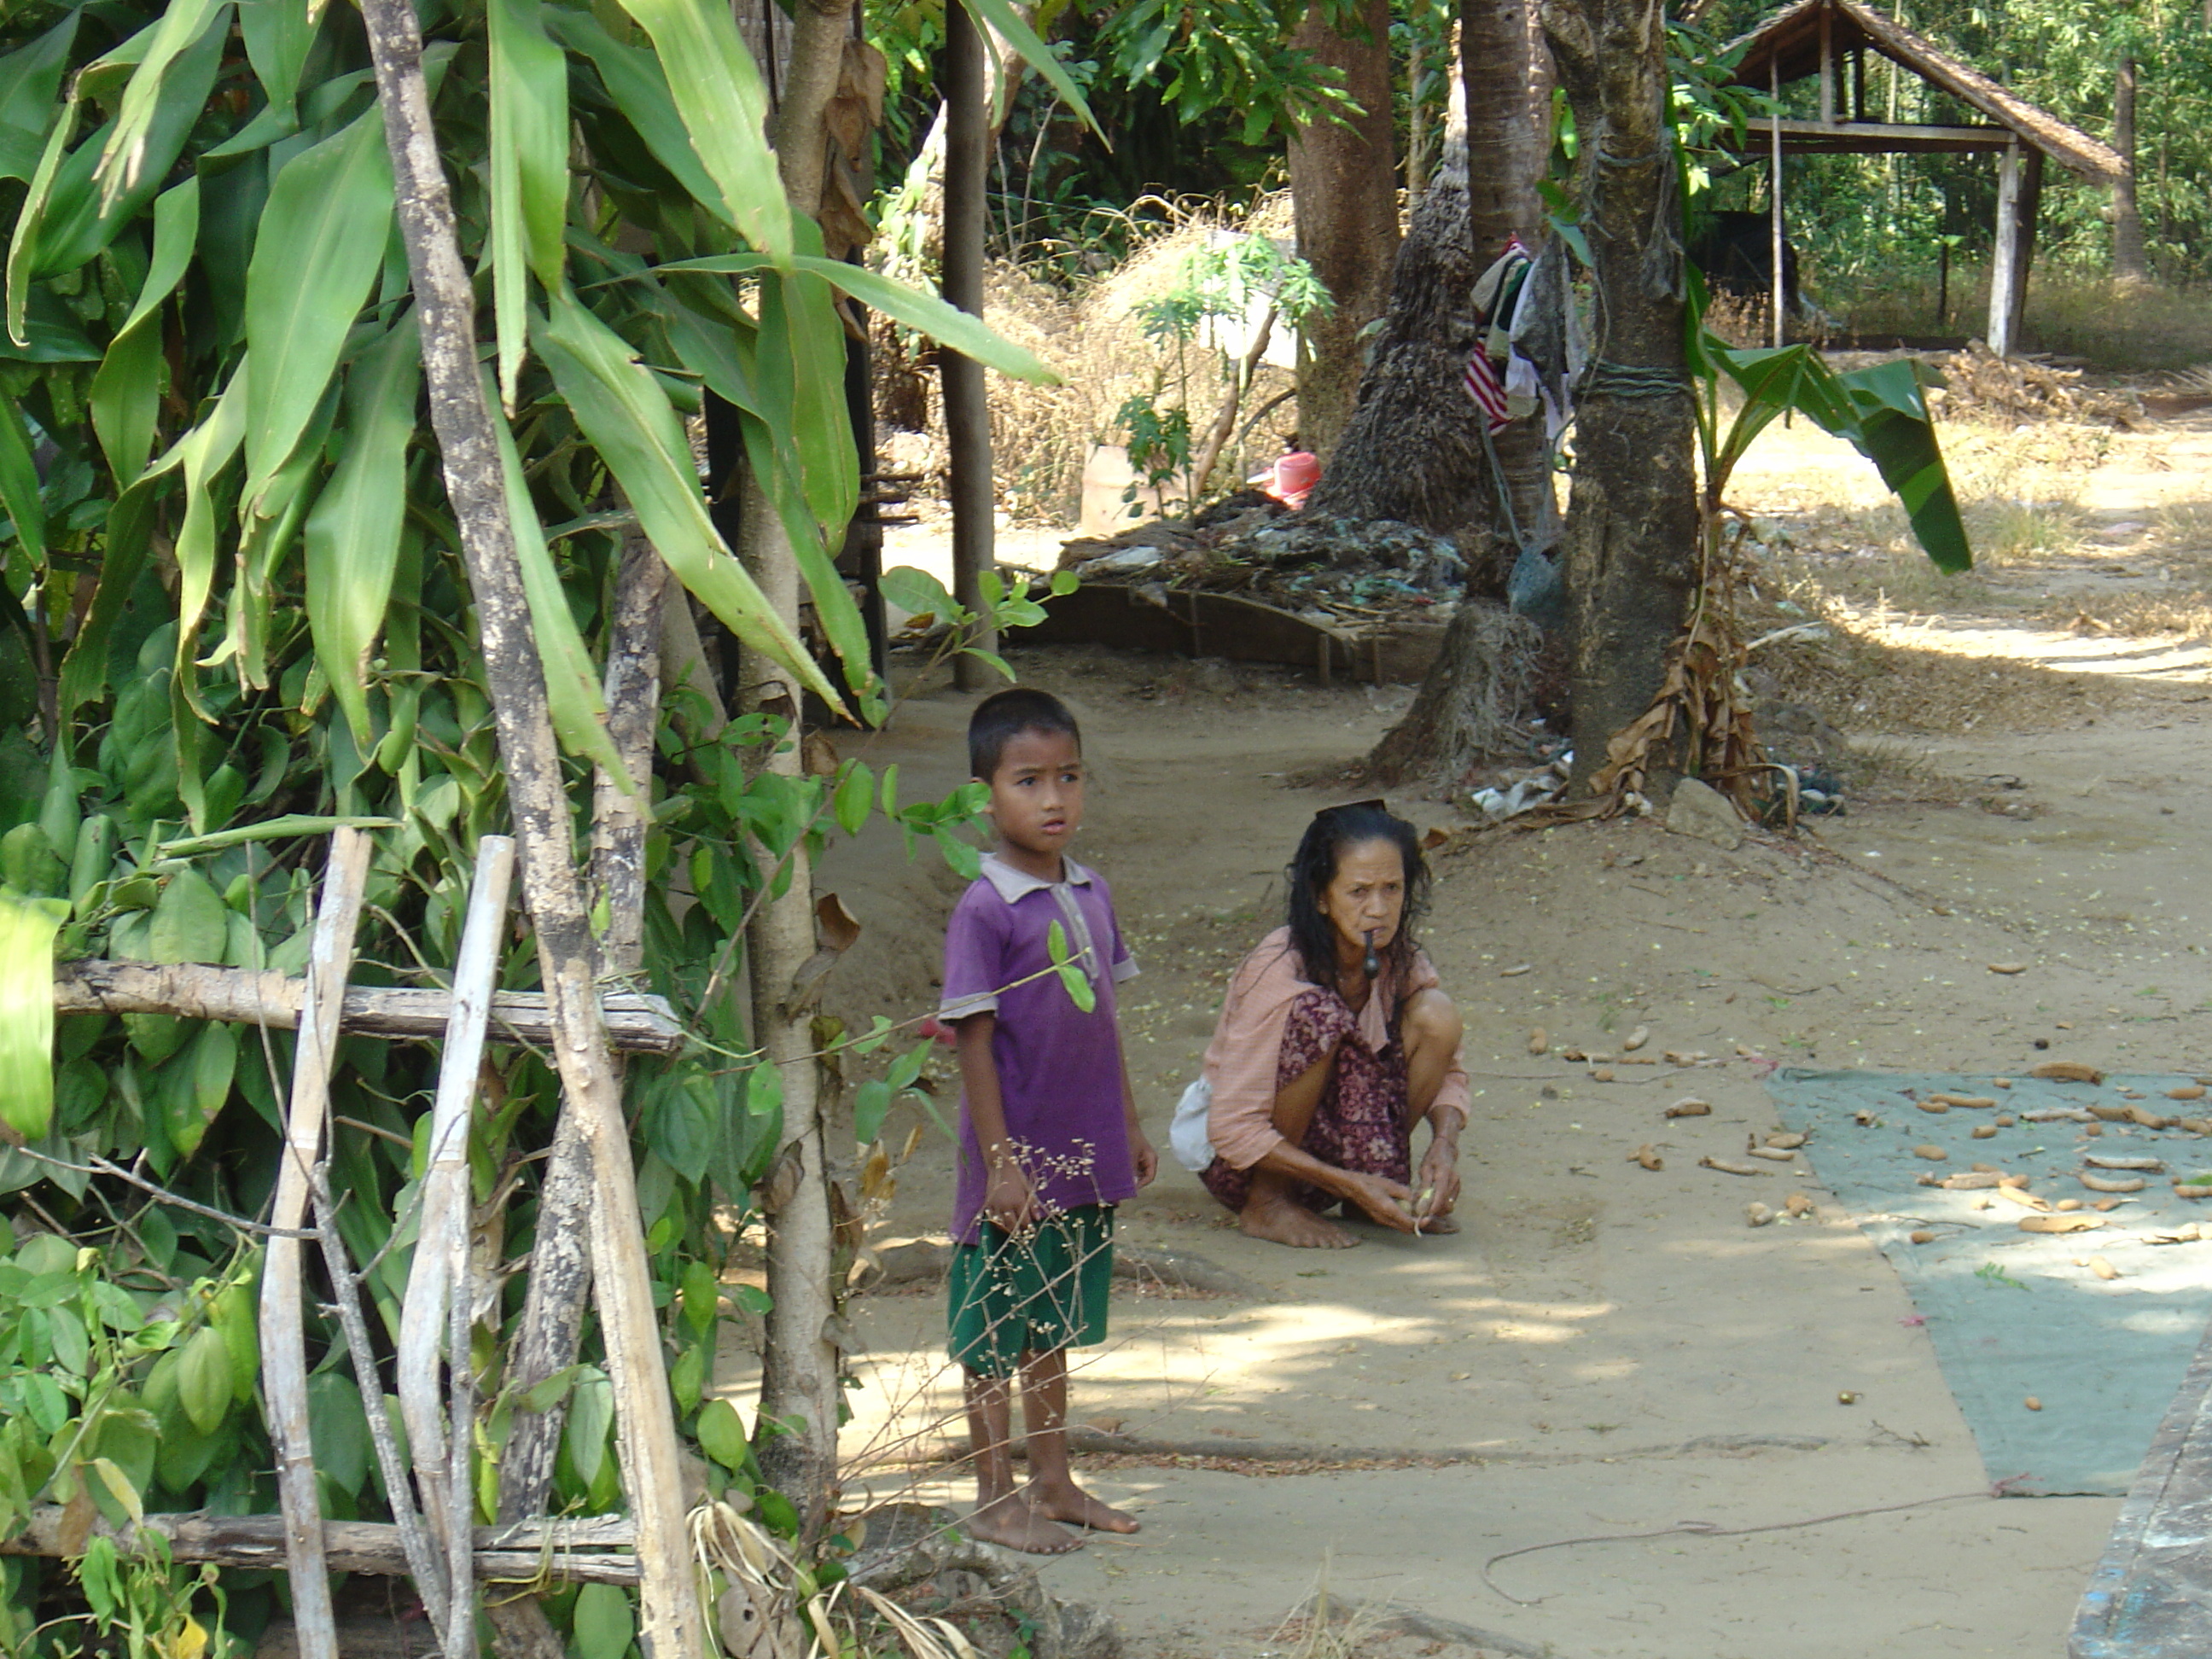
[{"left": 745, "top": 410, "right": 2212, "bottom": 1658}]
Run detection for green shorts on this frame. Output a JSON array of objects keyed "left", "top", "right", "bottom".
[{"left": 947, "top": 1204, "right": 1115, "bottom": 1378}]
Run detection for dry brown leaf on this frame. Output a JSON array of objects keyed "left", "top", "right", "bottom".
[
  {"left": 1700, "top": 1155, "right": 1767, "bottom": 1177},
  {"left": 2079, "top": 1172, "right": 2145, "bottom": 1193},
  {"left": 1930, "top": 1095, "right": 1998, "bottom": 1109},
  {"left": 1988, "top": 963, "right": 2028, "bottom": 975},
  {"left": 1996, "top": 1185, "right": 2051, "bottom": 1211},
  {"left": 1909, "top": 1229, "right": 1936, "bottom": 1244},
  {"left": 1528, "top": 1027, "right": 1550, "bottom": 1056},
  {"left": 1765, "top": 1131, "right": 1807, "bottom": 1150},
  {"left": 2168, "top": 1085, "right": 2208, "bottom": 1102},
  {"left": 1784, "top": 1192, "right": 1813, "bottom": 1218},
  {"left": 1912, "top": 1144, "right": 1948, "bottom": 1161},
  {"left": 1623, "top": 1024, "right": 1650, "bottom": 1052},
  {"left": 2089, "top": 1256, "right": 2120, "bottom": 1281},
  {"left": 1745, "top": 1202, "right": 1776, "bottom": 1227},
  {"left": 2129, "top": 1107, "right": 2174, "bottom": 1130},
  {"left": 2031, "top": 1061, "right": 2104, "bottom": 1084},
  {"left": 1972, "top": 1125, "right": 1997, "bottom": 1139},
  {"left": 1918, "top": 1100, "right": 1951, "bottom": 1115},
  {"left": 1665, "top": 1097, "right": 1713, "bottom": 1118},
  {"left": 1630, "top": 1144, "right": 1663, "bottom": 1171},
  {"left": 2020, "top": 1214, "right": 2102, "bottom": 1233}
]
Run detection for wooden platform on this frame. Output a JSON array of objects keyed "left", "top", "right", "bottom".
[
  {"left": 2070, "top": 1311, "right": 2212, "bottom": 1656},
  {"left": 1024, "top": 581, "right": 1447, "bottom": 686}
]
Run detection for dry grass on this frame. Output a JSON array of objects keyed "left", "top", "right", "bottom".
[
  {"left": 1826, "top": 266, "right": 2212, "bottom": 372},
  {"left": 958, "top": 199, "right": 1303, "bottom": 525}
]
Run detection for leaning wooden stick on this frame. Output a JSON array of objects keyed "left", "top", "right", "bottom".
[
  {"left": 258, "top": 829, "right": 374, "bottom": 1659},
  {"left": 395, "top": 835, "right": 514, "bottom": 1659}
]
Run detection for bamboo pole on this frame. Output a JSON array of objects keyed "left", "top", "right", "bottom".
[
  {"left": 1770, "top": 59, "right": 1785, "bottom": 349},
  {"left": 50, "top": 962, "right": 682, "bottom": 1051},
  {"left": 398, "top": 835, "right": 514, "bottom": 1659},
  {"left": 1988, "top": 138, "right": 2023, "bottom": 357},
  {"left": 259, "top": 829, "right": 374, "bottom": 1659},
  {"left": 355, "top": 8, "right": 699, "bottom": 1654},
  {"left": 0, "top": 1510, "right": 642, "bottom": 1584}
]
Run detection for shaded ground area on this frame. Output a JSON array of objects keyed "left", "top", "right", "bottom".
[{"left": 729, "top": 405, "right": 2212, "bottom": 1656}]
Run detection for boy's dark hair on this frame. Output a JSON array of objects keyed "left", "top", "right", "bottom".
[
  {"left": 1284, "top": 801, "right": 1430, "bottom": 992},
  {"left": 969, "top": 687, "right": 1081, "bottom": 781}
]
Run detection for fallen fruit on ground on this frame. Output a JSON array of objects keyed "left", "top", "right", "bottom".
[
  {"left": 1665, "top": 1097, "right": 1712, "bottom": 1118},
  {"left": 1912, "top": 1144, "right": 1948, "bottom": 1161},
  {"left": 2031, "top": 1061, "right": 2104, "bottom": 1084}
]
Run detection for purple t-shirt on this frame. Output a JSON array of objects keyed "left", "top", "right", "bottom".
[{"left": 940, "top": 853, "right": 1140, "bottom": 1243}]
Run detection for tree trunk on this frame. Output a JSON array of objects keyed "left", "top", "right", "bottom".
[
  {"left": 942, "top": 0, "right": 998, "bottom": 692},
  {"left": 744, "top": 0, "right": 853, "bottom": 1534},
  {"left": 1323, "top": 0, "right": 1554, "bottom": 787},
  {"left": 1287, "top": 0, "right": 1400, "bottom": 459},
  {"left": 355, "top": 8, "right": 700, "bottom": 1656},
  {"left": 2111, "top": 57, "right": 2150, "bottom": 287},
  {"left": 1540, "top": 0, "right": 1698, "bottom": 800}
]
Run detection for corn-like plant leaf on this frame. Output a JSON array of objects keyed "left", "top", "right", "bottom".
[
  {"left": 762, "top": 263, "right": 859, "bottom": 539},
  {"left": 957, "top": 0, "right": 1103, "bottom": 139},
  {"left": 4, "top": 89, "right": 77, "bottom": 346},
  {"left": 90, "top": 175, "right": 198, "bottom": 486},
  {"left": 0, "top": 394, "right": 44, "bottom": 565},
  {"left": 544, "top": 10, "right": 725, "bottom": 216},
  {"left": 0, "top": 14, "right": 79, "bottom": 184},
  {"left": 0, "top": 893, "right": 68, "bottom": 1145},
  {"left": 486, "top": 377, "right": 633, "bottom": 789},
  {"left": 242, "top": 102, "right": 393, "bottom": 510},
  {"left": 305, "top": 312, "right": 419, "bottom": 748},
  {"left": 170, "top": 366, "right": 249, "bottom": 724},
  {"left": 651, "top": 251, "right": 1061, "bottom": 385},
  {"left": 609, "top": 0, "right": 791, "bottom": 258},
  {"left": 488, "top": 0, "right": 568, "bottom": 409},
  {"left": 534, "top": 288, "right": 842, "bottom": 707},
  {"left": 95, "top": 0, "right": 227, "bottom": 210},
  {"left": 238, "top": 0, "right": 317, "bottom": 125},
  {"left": 35, "top": 16, "right": 224, "bottom": 276}
]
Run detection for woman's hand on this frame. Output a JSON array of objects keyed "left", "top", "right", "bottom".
[
  {"left": 1415, "top": 1137, "right": 1461, "bottom": 1221},
  {"left": 1338, "top": 1170, "right": 1418, "bottom": 1233},
  {"left": 983, "top": 1161, "right": 1040, "bottom": 1234}
]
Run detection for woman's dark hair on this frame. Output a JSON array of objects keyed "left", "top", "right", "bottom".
[
  {"left": 1284, "top": 802, "right": 1430, "bottom": 989},
  {"left": 969, "top": 687, "right": 1080, "bottom": 780}
]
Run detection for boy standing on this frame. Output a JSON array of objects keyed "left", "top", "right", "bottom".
[{"left": 939, "top": 688, "right": 1155, "bottom": 1555}]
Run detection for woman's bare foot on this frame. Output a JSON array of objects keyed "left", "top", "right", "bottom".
[
  {"left": 1027, "top": 1477, "right": 1140, "bottom": 1534},
  {"left": 967, "top": 1493, "right": 1085, "bottom": 1555},
  {"left": 1239, "top": 1196, "right": 1358, "bottom": 1249}
]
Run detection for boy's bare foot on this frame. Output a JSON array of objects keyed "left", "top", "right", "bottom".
[
  {"left": 1239, "top": 1197, "right": 1357, "bottom": 1249},
  {"left": 967, "top": 1493, "right": 1085, "bottom": 1555},
  {"left": 1027, "top": 1477, "right": 1141, "bottom": 1534}
]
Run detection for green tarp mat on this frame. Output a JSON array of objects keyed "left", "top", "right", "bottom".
[{"left": 1768, "top": 1068, "right": 2212, "bottom": 1496}]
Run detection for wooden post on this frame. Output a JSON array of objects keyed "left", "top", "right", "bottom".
[
  {"left": 399, "top": 835, "right": 514, "bottom": 1659},
  {"left": 2011, "top": 147, "right": 2044, "bottom": 350},
  {"left": 1818, "top": 2, "right": 1835, "bottom": 126},
  {"left": 1770, "top": 60, "right": 1785, "bottom": 349},
  {"left": 1988, "top": 138, "right": 2023, "bottom": 357},
  {"left": 259, "top": 830, "right": 374, "bottom": 1659},
  {"left": 941, "top": 0, "right": 997, "bottom": 690}
]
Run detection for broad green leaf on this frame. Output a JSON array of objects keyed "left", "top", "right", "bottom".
[
  {"left": 571, "top": 1583, "right": 635, "bottom": 1659},
  {"left": 177, "top": 1020, "right": 236, "bottom": 1155},
  {"left": 90, "top": 175, "right": 198, "bottom": 486},
  {"left": 149, "top": 870, "right": 228, "bottom": 964},
  {"left": 0, "top": 15, "right": 79, "bottom": 183},
  {"left": 694, "top": 1398, "right": 747, "bottom": 1471},
  {"left": 878, "top": 566, "right": 956, "bottom": 620},
  {"left": 832, "top": 761, "right": 873, "bottom": 836},
  {"left": 209, "top": 1279, "right": 259, "bottom": 1401},
  {"left": 88, "top": 1457, "right": 143, "bottom": 1526},
  {"left": 305, "top": 1370, "right": 370, "bottom": 1498},
  {"left": 488, "top": 0, "right": 568, "bottom": 408},
  {"left": 562, "top": 1368, "right": 614, "bottom": 1488},
  {"left": 545, "top": 10, "right": 725, "bottom": 215},
  {"left": 37, "top": 19, "right": 225, "bottom": 276},
  {"left": 305, "top": 311, "right": 421, "bottom": 746},
  {"left": 0, "top": 394, "right": 44, "bottom": 563},
  {"left": 176, "top": 1324, "right": 232, "bottom": 1435},
  {"left": 958, "top": 0, "right": 1103, "bottom": 138},
  {"left": 486, "top": 381, "right": 634, "bottom": 787},
  {"left": 94, "top": 0, "right": 227, "bottom": 211},
  {"left": 239, "top": 0, "right": 317, "bottom": 123},
  {"left": 652, "top": 252, "right": 1061, "bottom": 384},
  {"left": 169, "top": 366, "right": 250, "bottom": 717},
  {"left": 534, "top": 288, "right": 841, "bottom": 707},
  {"left": 611, "top": 0, "right": 791, "bottom": 257},
  {"left": 0, "top": 892, "right": 67, "bottom": 1144},
  {"left": 853, "top": 1078, "right": 893, "bottom": 1144},
  {"left": 4, "top": 89, "right": 78, "bottom": 346},
  {"left": 242, "top": 103, "right": 393, "bottom": 509}
]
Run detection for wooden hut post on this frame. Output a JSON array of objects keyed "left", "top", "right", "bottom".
[
  {"left": 941, "top": 0, "right": 998, "bottom": 690},
  {"left": 1770, "top": 59, "right": 1785, "bottom": 348},
  {"left": 2009, "top": 147, "right": 2045, "bottom": 350},
  {"left": 1819, "top": 2, "right": 1836, "bottom": 125},
  {"left": 1988, "top": 137, "right": 2023, "bottom": 357}
]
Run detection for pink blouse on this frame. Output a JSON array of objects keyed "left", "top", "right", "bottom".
[{"left": 1201, "top": 927, "right": 1471, "bottom": 1169}]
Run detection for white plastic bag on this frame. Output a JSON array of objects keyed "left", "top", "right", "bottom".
[{"left": 1169, "top": 1076, "right": 1216, "bottom": 1173}]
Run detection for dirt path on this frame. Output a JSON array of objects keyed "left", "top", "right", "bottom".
[{"left": 764, "top": 416, "right": 2212, "bottom": 1658}]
